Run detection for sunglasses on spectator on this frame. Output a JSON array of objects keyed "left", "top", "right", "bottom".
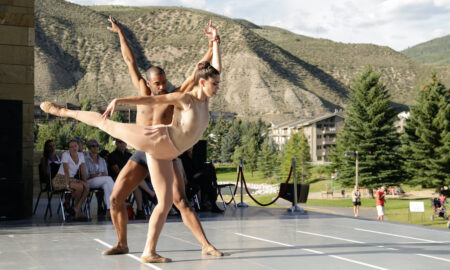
[{"left": 88, "top": 144, "right": 99, "bottom": 148}]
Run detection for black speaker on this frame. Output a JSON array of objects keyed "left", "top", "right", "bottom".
[
  {"left": 193, "top": 140, "right": 207, "bottom": 164},
  {"left": 280, "top": 183, "right": 310, "bottom": 204},
  {"left": 0, "top": 100, "right": 23, "bottom": 219}
]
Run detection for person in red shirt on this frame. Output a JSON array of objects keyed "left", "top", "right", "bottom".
[{"left": 376, "top": 186, "right": 386, "bottom": 221}]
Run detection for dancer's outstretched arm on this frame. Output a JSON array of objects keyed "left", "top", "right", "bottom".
[
  {"left": 102, "top": 92, "right": 188, "bottom": 119},
  {"left": 107, "top": 16, "right": 148, "bottom": 95}
]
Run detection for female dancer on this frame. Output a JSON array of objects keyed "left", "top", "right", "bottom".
[{"left": 41, "top": 22, "right": 221, "bottom": 262}]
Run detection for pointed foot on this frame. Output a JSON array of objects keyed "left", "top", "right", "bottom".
[
  {"left": 40, "top": 102, "right": 66, "bottom": 117},
  {"left": 102, "top": 245, "right": 129, "bottom": 255},
  {"left": 202, "top": 245, "right": 224, "bottom": 256},
  {"left": 141, "top": 253, "right": 172, "bottom": 263}
]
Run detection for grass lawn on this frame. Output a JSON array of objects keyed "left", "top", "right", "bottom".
[
  {"left": 305, "top": 198, "right": 448, "bottom": 229},
  {"left": 215, "top": 165, "right": 449, "bottom": 229}
]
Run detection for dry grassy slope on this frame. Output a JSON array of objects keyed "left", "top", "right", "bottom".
[
  {"left": 33, "top": 0, "right": 340, "bottom": 122},
  {"left": 35, "top": 0, "right": 449, "bottom": 123},
  {"left": 253, "top": 25, "right": 450, "bottom": 108}
]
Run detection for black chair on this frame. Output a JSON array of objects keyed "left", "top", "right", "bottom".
[
  {"left": 33, "top": 162, "right": 52, "bottom": 215},
  {"left": 83, "top": 187, "right": 104, "bottom": 219}
]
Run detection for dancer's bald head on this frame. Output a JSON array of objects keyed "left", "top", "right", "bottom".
[
  {"left": 146, "top": 66, "right": 165, "bottom": 80},
  {"left": 145, "top": 66, "right": 167, "bottom": 95}
]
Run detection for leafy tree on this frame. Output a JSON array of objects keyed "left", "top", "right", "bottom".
[
  {"left": 258, "top": 137, "right": 279, "bottom": 178},
  {"left": 242, "top": 135, "right": 259, "bottom": 175},
  {"left": 401, "top": 74, "right": 450, "bottom": 188},
  {"left": 332, "top": 66, "right": 403, "bottom": 189},
  {"left": 280, "top": 131, "right": 310, "bottom": 183}
]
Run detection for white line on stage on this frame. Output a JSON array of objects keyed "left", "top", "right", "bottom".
[
  {"left": 354, "top": 228, "right": 442, "bottom": 243},
  {"left": 416, "top": 254, "right": 450, "bottom": 263},
  {"left": 235, "top": 233, "right": 389, "bottom": 270},
  {"left": 296, "top": 230, "right": 366, "bottom": 244}
]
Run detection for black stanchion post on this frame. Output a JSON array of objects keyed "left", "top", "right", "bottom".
[
  {"left": 237, "top": 158, "right": 248, "bottom": 208},
  {"left": 288, "top": 157, "right": 302, "bottom": 212}
]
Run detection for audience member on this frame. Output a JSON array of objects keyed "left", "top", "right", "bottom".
[
  {"left": 179, "top": 148, "right": 222, "bottom": 213},
  {"left": 107, "top": 139, "right": 132, "bottom": 180},
  {"left": 99, "top": 149, "right": 110, "bottom": 162},
  {"left": 84, "top": 139, "right": 115, "bottom": 217},
  {"left": 40, "top": 139, "right": 61, "bottom": 181},
  {"left": 52, "top": 139, "right": 90, "bottom": 221},
  {"left": 376, "top": 186, "right": 386, "bottom": 221}
]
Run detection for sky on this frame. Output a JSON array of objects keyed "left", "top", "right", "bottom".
[{"left": 67, "top": 0, "right": 450, "bottom": 51}]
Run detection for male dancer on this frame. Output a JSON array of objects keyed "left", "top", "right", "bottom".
[{"left": 103, "top": 17, "right": 222, "bottom": 262}]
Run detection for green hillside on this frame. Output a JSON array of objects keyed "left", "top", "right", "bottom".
[{"left": 402, "top": 35, "right": 450, "bottom": 66}]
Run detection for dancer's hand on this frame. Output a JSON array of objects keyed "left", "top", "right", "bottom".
[
  {"left": 102, "top": 99, "right": 118, "bottom": 119},
  {"left": 204, "top": 19, "right": 219, "bottom": 43},
  {"left": 107, "top": 16, "right": 121, "bottom": 33}
]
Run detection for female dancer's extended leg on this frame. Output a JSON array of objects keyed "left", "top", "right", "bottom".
[{"left": 41, "top": 102, "right": 160, "bottom": 156}]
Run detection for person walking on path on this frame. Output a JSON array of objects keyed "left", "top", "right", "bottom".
[
  {"left": 376, "top": 186, "right": 386, "bottom": 221},
  {"left": 352, "top": 186, "right": 361, "bottom": 217}
]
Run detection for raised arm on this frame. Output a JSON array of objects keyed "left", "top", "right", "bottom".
[
  {"left": 102, "top": 92, "right": 187, "bottom": 119},
  {"left": 107, "top": 16, "right": 147, "bottom": 95},
  {"left": 178, "top": 20, "right": 219, "bottom": 93},
  {"left": 210, "top": 23, "right": 221, "bottom": 73}
]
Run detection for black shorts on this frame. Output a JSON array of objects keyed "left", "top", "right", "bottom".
[
  {"left": 130, "top": 150, "right": 179, "bottom": 168},
  {"left": 130, "top": 150, "right": 147, "bottom": 168},
  {"left": 353, "top": 201, "right": 361, "bottom": 206}
]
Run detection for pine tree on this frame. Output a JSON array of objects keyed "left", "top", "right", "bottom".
[
  {"left": 401, "top": 74, "right": 450, "bottom": 188},
  {"left": 220, "top": 129, "right": 240, "bottom": 162},
  {"left": 333, "top": 66, "right": 403, "bottom": 188}
]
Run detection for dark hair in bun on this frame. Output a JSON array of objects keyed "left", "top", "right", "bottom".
[{"left": 194, "top": 61, "right": 220, "bottom": 84}]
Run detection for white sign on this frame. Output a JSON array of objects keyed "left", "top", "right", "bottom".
[{"left": 409, "top": 201, "right": 425, "bottom": 213}]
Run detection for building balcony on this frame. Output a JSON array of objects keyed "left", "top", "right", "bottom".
[{"left": 320, "top": 127, "right": 337, "bottom": 134}]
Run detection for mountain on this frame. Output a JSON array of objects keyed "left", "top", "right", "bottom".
[
  {"left": 402, "top": 35, "right": 450, "bottom": 66},
  {"left": 34, "top": 0, "right": 450, "bottom": 123}
]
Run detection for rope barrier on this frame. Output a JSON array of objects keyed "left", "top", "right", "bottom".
[
  {"left": 240, "top": 165, "right": 293, "bottom": 206},
  {"left": 218, "top": 161, "right": 295, "bottom": 206}
]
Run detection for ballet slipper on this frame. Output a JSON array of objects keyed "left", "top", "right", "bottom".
[
  {"left": 140, "top": 253, "right": 172, "bottom": 263},
  {"left": 40, "top": 102, "right": 67, "bottom": 117},
  {"left": 102, "top": 245, "right": 129, "bottom": 255},
  {"left": 202, "top": 245, "right": 224, "bottom": 256}
]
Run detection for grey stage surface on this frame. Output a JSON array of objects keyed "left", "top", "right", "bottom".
[{"left": 1, "top": 207, "right": 450, "bottom": 270}]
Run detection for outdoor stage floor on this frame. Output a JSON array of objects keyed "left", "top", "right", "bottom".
[{"left": 1, "top": 206, "right": 450, "bottom": 270}]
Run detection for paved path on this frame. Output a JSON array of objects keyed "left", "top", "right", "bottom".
[{"left": 276, "top": 198, "right": 378, "bottom": 220}]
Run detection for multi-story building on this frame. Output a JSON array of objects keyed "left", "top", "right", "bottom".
[{"left": 269, "top": 110, "right": 345, "bottom": 164}]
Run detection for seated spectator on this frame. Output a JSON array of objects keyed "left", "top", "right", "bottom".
[
  {"left": 107, "top": 139, "right": 132, "bottom": 180},
  {"left": 134, "top": 177, "right": 158, "bottom": 219},
  {"left": 84, "top": 139, "right": 115, "bottom": 216},
  {"left": 40, "top": 139, "right": 61, "bottom": 181},
  {"left": 180, "top": 148, "right": 222, "bottom": 213},
  {"left": 52, "top": 139, "right": 90, "bottom": 221},
  {"left": 99, "top": 149, "right": 110, "bottom": 162}
]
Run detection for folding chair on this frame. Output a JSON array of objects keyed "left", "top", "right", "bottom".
[
  {"left": 83, "top": 187, "right": 104, "bottom": 219},
  {"left": 44, "top": 181, "right": 72, "bottom": 222},
  {"left": 216, "top": 183, "right": 237, "bottom": 209}
]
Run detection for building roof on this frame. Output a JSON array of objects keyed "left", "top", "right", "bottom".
[{"left": 271, "top": 110, "right": 344, "bottom": 129}]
